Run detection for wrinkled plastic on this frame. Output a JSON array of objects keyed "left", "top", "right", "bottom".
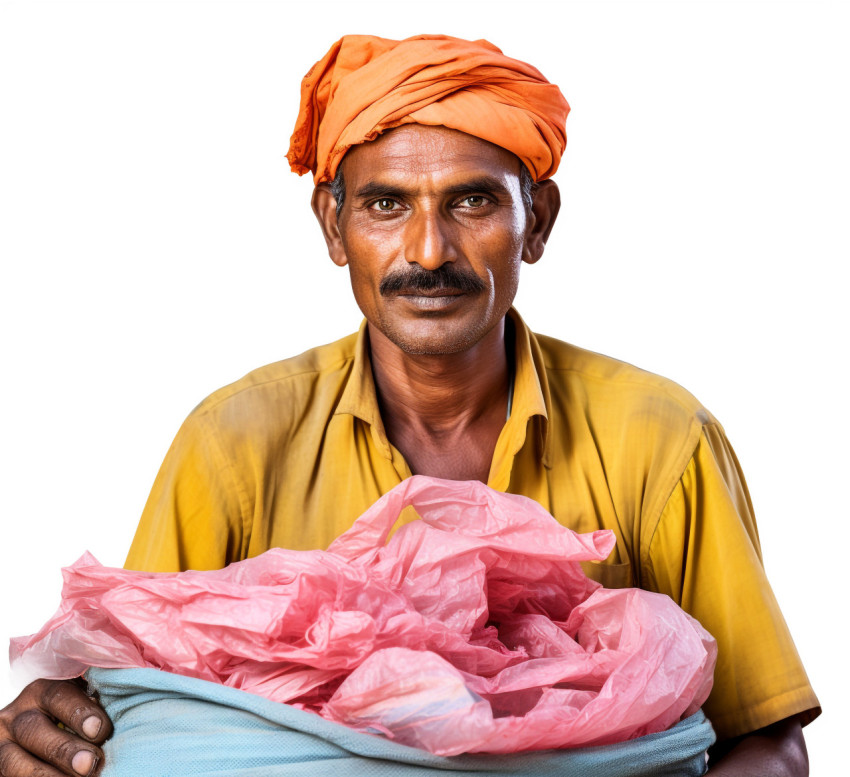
[{"left": 10, "top": 476, "right": 716, "bottom": 756}]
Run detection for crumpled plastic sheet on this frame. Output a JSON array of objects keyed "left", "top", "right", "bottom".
[{"left": 10, "top": 476, "right": 717, "bottom": 756}]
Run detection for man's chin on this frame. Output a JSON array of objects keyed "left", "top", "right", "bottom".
[{"left": 377, "top": 316, "right": 493, "bottom": 356}]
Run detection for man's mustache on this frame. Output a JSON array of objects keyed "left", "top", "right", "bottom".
[{"left": 379, "top": 265, "right": 487, "bottom": 296}]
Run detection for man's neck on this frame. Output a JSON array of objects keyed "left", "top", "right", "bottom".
[{"left": 367, "top": 318, "right": 511, "bottom": 482}]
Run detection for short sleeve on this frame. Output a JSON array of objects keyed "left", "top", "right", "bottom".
[
  {"left": 645, "top": 423, "right": 820, "bottom": 741},
  {"left": 124, "top": 410, "right": 249, "bottom": 573}
]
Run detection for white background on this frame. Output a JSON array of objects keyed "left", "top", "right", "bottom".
[{"left": 1, "top": 0, "right": 847, "bottom": 771}]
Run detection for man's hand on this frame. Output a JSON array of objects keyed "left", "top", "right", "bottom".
[
  {"left": 708, "top": 715, "right": 809, "bottom": 776},
  {"left": 0, "top": 679, "right": 112, "bottom": 777}
]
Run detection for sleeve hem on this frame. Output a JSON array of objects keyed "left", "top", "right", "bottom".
[{"left": 708, "top": 686, "right": 822, "bottom": 741}]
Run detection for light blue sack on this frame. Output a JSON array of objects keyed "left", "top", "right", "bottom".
[{"left": 87, "top": 668, "right": 714, "bottom": 776}]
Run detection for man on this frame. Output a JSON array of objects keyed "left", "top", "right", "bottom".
[{"left": 0, "top": 34, "right": 818, "bottom": 777}]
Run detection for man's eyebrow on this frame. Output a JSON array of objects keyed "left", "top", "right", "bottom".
[
  {"left": 352, "top": 181, "right": 413, "bottom": 201},
  {"left": 352, "top": 176, "right": 512, "bottom": 201},
  {"left": 442, "top": 176, "right": 512, "bottom": 198}
]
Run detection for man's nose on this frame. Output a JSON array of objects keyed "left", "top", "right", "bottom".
[{"left": 403, "top": 207, "right": 458, "bottom": 270}]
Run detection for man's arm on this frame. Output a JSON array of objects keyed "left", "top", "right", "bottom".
[
  {"left": 708, "top": 716, "right": 808, "bottom": 776},
  {"left": 0, "top": 679, "right": 111, "bottom": 777},
  {"left": 124, "top": 409, "right": 246, "bottom": 573},
  {"left": 1, "top": 407, "right": 247, "bottom": 775},
  {"left": 646, "top": 424, "right": 820, "bottom": 749}
]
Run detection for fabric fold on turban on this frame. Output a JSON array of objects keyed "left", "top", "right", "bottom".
[{"left": 287, "top": 34, "right": 570, "bottom": 184}]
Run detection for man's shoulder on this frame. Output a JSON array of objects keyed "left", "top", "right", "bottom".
[
  {"left": 534, "top": 332, "right": 719, "bottom": 527},
  {"left": 534, "top": 332, "right": 715, "bottom": 428},
  {"left": 192, "top": 330, "right": 360, "bottom": 421}
]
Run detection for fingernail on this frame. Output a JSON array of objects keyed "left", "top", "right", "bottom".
[
  {"left": 71, "top": 750, "right": 98, "bottom": 776},
  {"left": 82, "top": 715, "right": 102, "bottom": 738}
]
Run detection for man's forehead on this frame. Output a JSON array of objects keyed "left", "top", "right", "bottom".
[{"left": 340, "top": 125, "right": 523, "bottom": 186}]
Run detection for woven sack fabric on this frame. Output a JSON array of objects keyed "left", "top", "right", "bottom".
[{"left": 88, "top": 667, "right": 713, "bottom": 777}]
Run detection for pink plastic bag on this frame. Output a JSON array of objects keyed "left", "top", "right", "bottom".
[{"left": 10, "top": 476, "right": 716, "bottom": 755}]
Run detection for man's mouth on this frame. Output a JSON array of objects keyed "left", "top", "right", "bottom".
[{"left": 392, "top": 290, "right": 469, "bottom": 311}]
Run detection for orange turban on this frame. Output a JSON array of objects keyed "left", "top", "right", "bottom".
[{"left": 287, "top": 34, "right": 570, "bottom": 184}]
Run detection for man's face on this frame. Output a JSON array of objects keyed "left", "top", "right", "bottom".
[{"left": 327, "top": 125, "right": 535, "bottom": 355}]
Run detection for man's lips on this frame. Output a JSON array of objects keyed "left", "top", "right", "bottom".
[{"left": 391, "top": 291, "right": 468, "bottom": 311}]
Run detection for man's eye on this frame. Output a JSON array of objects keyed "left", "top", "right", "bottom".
[
  {"left": 371, "top": 198, "right": 399, "bottom": 211},
  {"left": 459, "top": 195, "right": 487, "bottom": 208}
]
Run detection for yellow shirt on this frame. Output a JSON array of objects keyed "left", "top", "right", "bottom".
[{"left": 126, "top": 309, "right": 820, "bottom": 741}]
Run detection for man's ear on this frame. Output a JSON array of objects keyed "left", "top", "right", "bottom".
[
  {"left": 311, "top": 184, "right": 348, "bottom": 267},
  {"left": 522, "top": 179, "right": 561, "bottom": 265}
]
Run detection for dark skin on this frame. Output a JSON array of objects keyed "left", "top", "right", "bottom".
[
  {"left": 0, "top": 679, "right": 110, "bottom": 776},
  {"left": 0, "top": 124, "right": 809, "bottom": 776},
  {"left": 312, "top": 126, "right": 556, "bottom": 482}
]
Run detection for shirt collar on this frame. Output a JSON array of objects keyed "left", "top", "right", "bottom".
[
  {"left": 505, "top": 307, "right": 553, "bottom": 469},
  {"left": 334, "top": 308, "right": 552, "bottom": 468},
  {"left": 334, "top": 319, "right": 394, "bottom": 459}
]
